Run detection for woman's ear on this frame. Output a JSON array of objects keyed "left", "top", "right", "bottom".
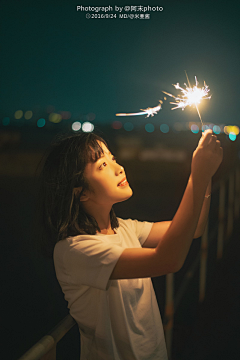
[{"left": 74, "top": 187, "right": 89, "bottom": 202}]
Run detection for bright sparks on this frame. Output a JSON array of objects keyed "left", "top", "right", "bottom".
[
  {"left": 116, "top": 73, "right": 211, "bottom": 128},
  {"left": 163, "top": 75, "right": 211, "bottom": 126},
  {"left": 163, "top": 77, "right": 211, "bottom": 110},
  {"left": 116, "top": 102, "right": 162, "bottom": 118}
]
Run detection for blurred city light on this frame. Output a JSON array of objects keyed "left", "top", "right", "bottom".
[
  {"left": 229, "top": 132, "right": 236, "bottom": 141},
  {"left": 145, "top": 123, "right": 155, "bottom": 133},
  {"left": 37, "top": 118, "right": 46, "bottom": 127},
  {"left": 160, "top": 124, "right": 169, "bottom": 133},
  {"left": 224, "top": 125, "right": 239, "bottom": 135},
  {"left": 191, "top": 124, "right": 199, "bottom": 134},
  {"left": 2, "top": 117, "right": 10, "bottom": 126},
  {"left": 14, "top": 110, "right": 23, "bottom": 119},
  {"left": 213, "top": 125, "right": 221, "bottom": 134},
  {"left": 24, "top": 111, "right": 33, "bottom": 120},
  {"left": 124, "top": 122, "right": 134, "bottom": 131},
  {"left": 112, "top": 120, "right": 122, "bottom": 129},
  {"left": 72, "top": 122, "right": 81, "bottom": 131},
  {"left": 82, "top": 122, "right": 94, "bottom": 132},
  {"left": 49, "top": 113, "right": 62, "bottom": 123}
]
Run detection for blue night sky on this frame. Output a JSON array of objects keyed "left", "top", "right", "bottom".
[{"left": 1, "top": 0, "right": 240, "bottom": 125}]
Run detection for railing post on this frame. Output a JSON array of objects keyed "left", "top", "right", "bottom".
[
  {"left": 227, "top": 172, "right": 234, "bottom": 239},
  {"left": 164, "top": 273, "right": 174, "bottom": 359},
  {"left": 234, "top": 166, "right": 240, "bottom": 219},
  {"left": 217, "top": 180, "right": 225, "bottom": 259},
  {"left": 199, "top": 219, "right": 208, "bottom": 302}
]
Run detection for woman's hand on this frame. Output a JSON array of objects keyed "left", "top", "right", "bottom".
[{"left": 191, "top": 129, "right": 223, "bottom": 182}]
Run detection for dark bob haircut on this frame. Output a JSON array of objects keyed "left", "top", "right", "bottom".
[{"left": 38, "top": 132, "right": 119, "bottom": 258}]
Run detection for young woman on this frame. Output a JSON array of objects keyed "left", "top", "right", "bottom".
[{"left": 39, "top": 129, "right": 223, "bottom": 360}]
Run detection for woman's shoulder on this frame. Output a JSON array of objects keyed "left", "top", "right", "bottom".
[
  {"left": 117, "top": 217, "right": 141, "bottom": 228},
  {"left": 116, "top": 217, "right": 140, "bottom": 234},
  {"left": 53, "top": 233, "right": 105, "bottom": 261},
  {"left": 117, "top": 217, "right": 153, "bottom": 243}
]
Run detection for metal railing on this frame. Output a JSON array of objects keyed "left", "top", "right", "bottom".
[
  {"left": 18, "top": 315, "right": 76, "bottom": 360},
  {"left": 164, "top": 164, "right": 240, "bottom": 359},
  {"left": 19, "top": 164, "right": 240, "bottom": 360}
]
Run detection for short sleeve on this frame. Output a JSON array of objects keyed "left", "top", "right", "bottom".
[
  {"left": 54, "top": 237, "right": 124, "bottom": 291},
  {"left": 118, "top": 218, "right": 153, "bottom": 246}
]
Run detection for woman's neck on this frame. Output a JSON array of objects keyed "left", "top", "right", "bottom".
[
  {"left": 98, "top": 228, "right": 116, "bottom": 235},
  {"left": 82, "top": 200, "right": 113, "bottom": 234}
]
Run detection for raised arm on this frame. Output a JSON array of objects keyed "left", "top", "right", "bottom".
[
  {"left": 143, "top": 178, "right": 212, "bottom": 249},
  {"left": 110, "top": 130, "right": 223, "bottom": 280},
  {"left": 193, "top": 179, "right": 212, "bottom": 238}
]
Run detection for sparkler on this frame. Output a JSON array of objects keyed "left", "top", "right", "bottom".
[
  {"left": 116, "top": 101, "right": 162, "bottom": 118},
  {"left": 116, "top": 72, "right": 211, "bottom": 128},
  {"left": 163, "top": 72, "right": 211, "bottom": 127}
]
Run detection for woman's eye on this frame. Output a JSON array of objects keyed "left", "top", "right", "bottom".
[
  {"left": 99, "top": 156, "right": 116, "bottom": 170},
  {"left": 99, "top": 162, "right": 107, "bottom": 170}
]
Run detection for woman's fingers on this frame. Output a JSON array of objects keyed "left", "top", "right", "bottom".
[
  {"left": 199, "top": 130, "right": 221, "bottom": 150},
  {"left": 199, "top": 129, "right": 213, "bottom": 146},
  {"left": 208, "top": 134, "right": 218, "bottom": 150},
  {"left": 192, "top": 128, "right": 223, "bottom": 178}
]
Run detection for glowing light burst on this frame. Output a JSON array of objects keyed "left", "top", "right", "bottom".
[
  {"left": 163, "top": 74, "right": 211, "bottom": 126},
  {"left": 115, "top": 73, "right": 211, "bottom": 128},
  {"left": 116, "top": 102, "right": 162, "bottom": 118}
]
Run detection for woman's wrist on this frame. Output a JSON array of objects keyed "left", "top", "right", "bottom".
[{"left": 205, "top": 179, "right": 212, "bottom": 199}]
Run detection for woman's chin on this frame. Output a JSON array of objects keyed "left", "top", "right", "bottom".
[{"left": 116, "top": 187, "right": 133, "bottom": 203}]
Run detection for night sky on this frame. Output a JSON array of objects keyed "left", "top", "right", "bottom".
[{"left": 1, "top": 0, "right": 240, "bottom": 125}]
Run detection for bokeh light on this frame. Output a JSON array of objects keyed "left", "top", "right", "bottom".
[
  {"left": 145, "top": 123, "right": 155, "bottom": 133},
  {"left": 82, "top": 122, "right": 94, "bottom": 132},
  {"left": 213, "top": 125, "right": 221, "bottom": 134},
  {"left": 160, "top": 124, "right": 169, "bottom": 133},
  {"left": 112, "top": 121, "right": 122, "bottom": 129},
  {"left": 224, "top": 125, "right": 239, "bottom": 135},
  {"left": 229, "top": 132, "right": 236, "bottom": 141},
  {"left": 14, "top": 110, "right": 23, "bottom": 119},
  {"left": 232, "top": 126, "right": 239, "bottom": 135},
  {"left": 37, "top": 118, "right": 46, "bottom": 127},
  {"left": 2, "top": 117, "right": 10, "bottom": 126},
  {"left": 72, "top": 122, "right": 81, "bottom": 131},
  {"left": 124, "top": 122, "right": 134, "bottom": 131},
  {"left": 191, "top": 124, "right": 199, "bottom": 134},
  {"left": 49, "top": 113, "right": 62, "bottom": 123},
  {"left": 24, "top": 111, "right": 33, "bottom": 120}
]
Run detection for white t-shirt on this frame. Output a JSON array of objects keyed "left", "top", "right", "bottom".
[{"left": 53, "top": 218, "right": 168, "bottom": 360}]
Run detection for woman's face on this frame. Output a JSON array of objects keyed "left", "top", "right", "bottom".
[{"left": 82, "top": 142, "right": 133, "bottom": 206}]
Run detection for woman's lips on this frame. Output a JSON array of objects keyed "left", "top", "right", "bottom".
[{"left": 118, "top": 178, "right": 128, "bottom": 187}]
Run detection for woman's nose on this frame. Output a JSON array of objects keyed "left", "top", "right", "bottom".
[{"left": 115, "top": 163, "right": 124, "bottom": 175}]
